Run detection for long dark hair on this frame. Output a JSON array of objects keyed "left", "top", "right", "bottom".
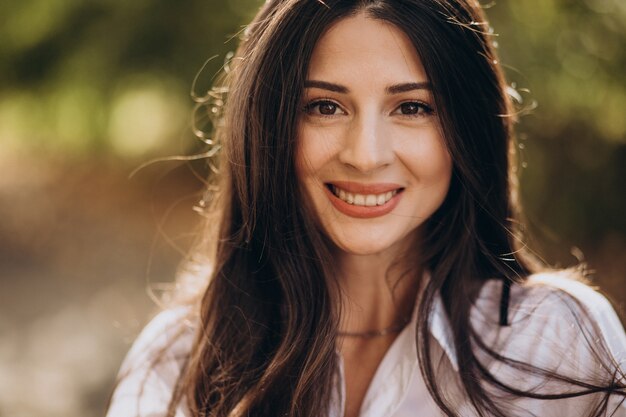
[{"left": 164, "top": 1, "right": 625, "bottom": 416}]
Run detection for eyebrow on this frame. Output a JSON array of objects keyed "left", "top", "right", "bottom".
[
  {"left": 304, "top": 80, "right": 432, "bottom": 94},
  {"left": 304, "top": 80, "right": 348, "bottom": 93},
  {"left": 386, "top": 82, "right": 432, "bottom": 94}
]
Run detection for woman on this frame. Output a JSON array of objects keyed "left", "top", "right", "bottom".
[{"left": 106, "top": 1, "right": 626, "bottom": 416}]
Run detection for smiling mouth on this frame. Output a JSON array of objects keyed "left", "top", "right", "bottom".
[{"left": 326, "top": 184, "right": 403, "bottom": 207}]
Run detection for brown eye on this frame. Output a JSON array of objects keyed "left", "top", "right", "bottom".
[
  {"left": 304, "top": 100, "right": 344, "bottom": 117},
  {"left": 400, "top": 102, "right": 420, "bottom": 115},
  {"left": 316, "top": 101, "right": 338, "bottom": 115},
  {"left": 396, "top": 101, "right": 434, "bottom": 117}
]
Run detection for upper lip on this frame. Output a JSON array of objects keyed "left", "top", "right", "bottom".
[{"left": 326, "top": 181, "right": 404, "bottom": 194}]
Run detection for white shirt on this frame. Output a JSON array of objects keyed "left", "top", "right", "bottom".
[{"left": 107, "top": 271, "right": 626, "bottom": 417}]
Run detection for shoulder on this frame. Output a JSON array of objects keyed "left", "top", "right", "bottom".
[
  {"left": 122, "top": 305, "right": 197, "bottom": 367},
  {"left": 471, "top": 271, "right": 626, "bottom": 415},
  {"left": 106, "top": 305, "right": 198, "bottom": 417},
  {"left": 473, "top": 269, "right": 626, "bottom": 375},
  {"left": 475, "top": 270, "right": 624, "bottom": 336},
  {"left": 517, "top": 270, "right": 625, "bottom": 360},
  {"left": 525, "top": 270, "right": 618, "bottom": 318}
]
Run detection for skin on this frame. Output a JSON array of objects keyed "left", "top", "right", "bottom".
[{"left": 296, "top": 13, "right": 453, "bottom": 417}]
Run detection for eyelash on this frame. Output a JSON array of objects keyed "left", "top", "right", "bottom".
[
  {"left": 394, "top": 101, "right": 435, "bottom": 117},
  {"left": 303, "top": 99, "right": 344, "bottom": 118},
  {"left": 302, "top": 99, "right": 435, "bottom": 118}
]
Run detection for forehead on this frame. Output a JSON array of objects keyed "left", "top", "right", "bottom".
[{"left": 307, "top": 13, "right": 428, "bottom": 83}]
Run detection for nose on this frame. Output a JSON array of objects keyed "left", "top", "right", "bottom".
[{"left": 338, "top": 113, "right": 394, "bottom": 173}]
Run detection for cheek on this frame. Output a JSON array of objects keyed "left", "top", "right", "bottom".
[
  {"left": 399, "top": 134, "right": 452, "bottom": 184},
  {"left": 294, "top": 125, "right": 312, "bottom": 180},
  {"left": 295, "top": 125, "right": 339, "bottom": 179},
  {"left": 426, "top": 148, "right": 453, "bottom": 183}
]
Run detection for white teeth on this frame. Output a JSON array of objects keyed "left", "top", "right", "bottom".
[{"left": 331, "top": 186, "right": 397, "bottom": 207}]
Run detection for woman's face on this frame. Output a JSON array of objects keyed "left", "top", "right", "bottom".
[{"left": 296, "top": 13, "right": 452, "bottom": 257}]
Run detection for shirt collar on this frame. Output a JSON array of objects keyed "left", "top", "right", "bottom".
[
  {"left": 429, "top": 293, "right": 459, "bottom": 371},
  {"left": 355, "top": 292, "right": 460, "bottom": 416},
  {"left": 329, "top": 289, "right": 460, "bottom": 417}
]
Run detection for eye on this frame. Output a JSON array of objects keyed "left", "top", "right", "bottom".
[
  {"left": 304, "top": 100, "right": 345, "bottom": 116},
  {"left": 394, "top": 101, "right": 434, "bottom": 117}
]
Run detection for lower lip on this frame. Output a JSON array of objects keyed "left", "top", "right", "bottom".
[{"left": 324, "top": 187, "right": 402, "bottom": 219}]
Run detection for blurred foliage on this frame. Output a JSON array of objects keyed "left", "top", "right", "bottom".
[
  {"left": 484, "top": 0, "right": 626, "bottom": 248},
  {"left": 0, "top": 0, "right": 259, "bottom": 156}
]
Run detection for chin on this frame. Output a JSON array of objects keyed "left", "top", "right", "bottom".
[
  {"left": 334, "top": 242, "right": 391, "bottom": 256},
  {"left": 328, "top": 228, "right": 414, "bottom": 257}
]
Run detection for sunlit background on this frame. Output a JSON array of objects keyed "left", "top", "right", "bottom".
[{"left": 0, "top": 0, "right": 624, "bottom": 416}]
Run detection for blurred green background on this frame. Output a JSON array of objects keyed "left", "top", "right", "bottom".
[{"left": 0, "top": 0, "right": 624, "bottom": 416}]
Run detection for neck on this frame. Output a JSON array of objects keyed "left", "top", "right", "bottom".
[{"left": 334, "top": 237, "right": 422, "bottom": 334}]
